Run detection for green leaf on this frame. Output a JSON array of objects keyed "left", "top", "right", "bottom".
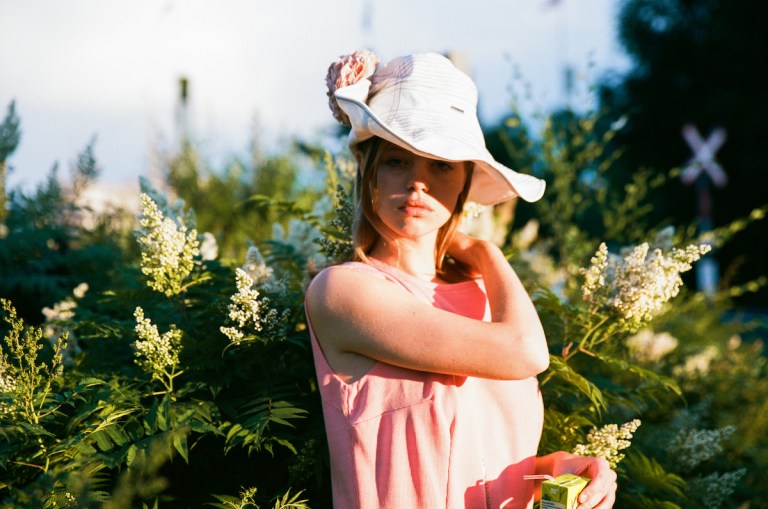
[
  {"left": 172, "top": 431, "right": 189, "bottom": 463},
  {"left": 273, "top": 437, "right": 298, "bottom": 455},
  {"left": 240, "top": 398, "right": 308, "bottom": 430},
  {"left": 593, "top": 352, "right": 682, "bottom": 397},
  {"left": 144, "top": 398, "right": 159, "bottom": 434},
  {"left": 105, "top": 423, "right": 130, "bottom": 447},
  {"left": 545, "top": 355, "right": 607, "bottom": 412},
  {"left": 15, "top": 421, "right": 57, "bottom": 439},
  {"left": 225, "top": 423, "right": 244, "bottom": 443},
  {"left": 141, "top": 499, "right": 160, "bottom": 509},
  {"left": 93, "top": 429, "right": 112, "bottom": 452},
  {"left": 74, "top": 440, "right": 98, "bottom": 456},
  {"left": 272, "top": 488, "right": 309, "bottom": 509},
  {"left": 221, "top": 395, "right": 309, "bottom": 456},
  {"left": 208, "top": 494, "right": 242, "bottom": 505},
  {"left": 126, "top": 444, "right": 137, "bottom": 467},
  {"left": 74, "top": 377, "right": 107, "bottom": 390},
  {"left": 623, "top": 451, "right": 687, "bottom": 501},
  {"left": 159, "top": 394, "right": 171, "bottom": 431},
  {"left": 189, "top": 420, "right": 221, "bottom": 435}
]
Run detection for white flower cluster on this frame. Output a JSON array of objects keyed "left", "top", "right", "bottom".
[
  {"left": 47, "top": 490, "right": 77, "bottom": 509},
  {"left": 689, "top": 468, "right": 747, "bottom": 509},
  {"left": 514, "top": 219, "right": 540, "bottom": 251},
  {"left": 667, "top": 425, "right": 735, "bottom": 472},
  {"left": 673, "top": 345, "right": 720, "bottom": 377},
  {"left": 222, "top": 247, "right": 294, "bottom": 344},
  {"left": 199, "top": 232, "right": 219, "bottom": 261},
  {"left": 0, "top": 364, "right": 17, "bottom": 416},
  {"left": 241, "top": 246, "right": 282, "bottom": 292},
  {"left": 462, "top": 201, "right": 487, "bottom": 219},
  {"left": 336, "top": 157, "right": 358, "bottom": 181},
  {"left": 220, "top": 269, "right": 263, "bottom": 344},
  {"left": 625, "top": 328, "right": 679, "bottom": 363},
  {"left": 0, "top": 365, "right": 16, "bottom": 392},
  {"left": 459, "top": 201, "right": 494, "bottom": 241},
  {"left": 41, "top": 283, "right": 89, "bottom": 365},
  {"left": 314, "top": 185, "right": 354, "bottom": 263},
  {"left": 581, "top": 242, "right": 711, "bottom": 328},
  {"left": 272, "top": 220, "right": 321, "bottom": 265},
  {"left": 573, "top": 419, "right": 642, "bottom": 468},
  {"left": 133, "top": 307, "right": 182, "bottom": 380},
  {"left": 136, "top": 193, "right": 200, "bottom": 297},
  {"left": 41, "top": 298, "right": 76, "bottom": 322}
]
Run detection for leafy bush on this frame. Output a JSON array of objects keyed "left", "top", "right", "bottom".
[
  {"left": 486, "top": 107, "right": 766, "bottom": 508},
  {"left": 1, "top": 100, "right": 766, "bottom": 508}
]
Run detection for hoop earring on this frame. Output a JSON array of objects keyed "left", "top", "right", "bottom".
[{"left": 371, "top": 187, "right": 378, "bottom": 209}]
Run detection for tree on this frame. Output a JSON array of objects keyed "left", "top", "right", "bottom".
[
  {"left": 0, "top": 101, "right": 21, "bottom": 228},
  {"left": 597, "top": 0, "right": 768, "bottom": 307}
]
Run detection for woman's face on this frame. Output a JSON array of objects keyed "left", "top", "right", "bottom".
[{"left": 372, "top": 144, "right": 468, "bottom": 241}]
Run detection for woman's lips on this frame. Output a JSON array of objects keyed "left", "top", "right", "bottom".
[{"left": 399, "top": 200, "right": 432, "bottom": 216}]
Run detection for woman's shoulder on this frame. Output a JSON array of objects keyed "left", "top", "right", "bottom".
[
  {"left": 313, "top": 260, "right": 387, "bottom": 281},
  {"left": 306, "top": 261, "right": 412, "bottom": 325},
  {"left": 307, "top": 261, "right": 391, "bottom": 296}
]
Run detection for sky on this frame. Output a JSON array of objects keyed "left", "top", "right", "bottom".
[{"left": 1, "top": 0, "right": 632, "bottom": 192}]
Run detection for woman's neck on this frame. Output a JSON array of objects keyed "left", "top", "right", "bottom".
[{"left": 369, "top": 237, "right": 438, "bottom": 282}]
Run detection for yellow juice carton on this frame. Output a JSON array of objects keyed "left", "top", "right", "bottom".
[{"left": 540, "top": 474, "right": 590, "bottom": 509}]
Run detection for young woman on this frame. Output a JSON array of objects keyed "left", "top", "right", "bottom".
[{"left": 305, "top": 51, "right": 617, "bottom": 509}]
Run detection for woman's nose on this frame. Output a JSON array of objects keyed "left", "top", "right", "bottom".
[
  {"left": 407, "top": 162, "right": 430, "bottom": 192},
  {"left": 408, "top": 179, "right": 429, "bottom": 192}
]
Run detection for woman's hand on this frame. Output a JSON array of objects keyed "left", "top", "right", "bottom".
[
  {"left": 552, "top": 453, "right": 617, "bottom": 509},
  {"left": 446, "top": 231, "right": 491, "bottom": 277}
]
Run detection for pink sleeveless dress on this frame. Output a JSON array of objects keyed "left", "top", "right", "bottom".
[{"left": 305, "top": 259, "right": 544, "bottom": 509}]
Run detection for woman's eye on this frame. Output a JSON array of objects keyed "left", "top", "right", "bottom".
[
  {"left": 385, "top": 158, "right": 405, "bottom": 167},
  {"left": 433, "top": 161, "right": 454, "bottom": 171}
]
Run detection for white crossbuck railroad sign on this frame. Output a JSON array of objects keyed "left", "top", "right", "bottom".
[{"left": 680, "top": 123, "right": 728, "bottom": 187}]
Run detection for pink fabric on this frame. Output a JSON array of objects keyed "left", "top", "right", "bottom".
[{"left": 306, "top": 259, "right": 544, "bottom": 508}]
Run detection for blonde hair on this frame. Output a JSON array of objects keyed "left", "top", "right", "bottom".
[{"left": 351, "top": 137, "right": 474, "bottom": 280}]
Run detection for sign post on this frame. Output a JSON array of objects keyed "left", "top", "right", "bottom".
[{"left": 680, "top": 123, "right": 727, "bottom": 296}]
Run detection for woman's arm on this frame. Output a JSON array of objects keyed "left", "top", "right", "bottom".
[
  {"left": 447, "top": 232, "right": 546, "bottom": 357},
  {"left": 305, "top": 236, "right": 548, "bottom": 380},
  {"left": 534, "top": 452, "right": 617, "bottom": 509}
]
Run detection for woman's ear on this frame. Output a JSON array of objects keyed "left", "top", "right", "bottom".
[{"left": 353, "top": 149, "right": 363, "bottom": 168}]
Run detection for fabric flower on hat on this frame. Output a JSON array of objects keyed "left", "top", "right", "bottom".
[{"left": 326, "top": 49, "right": 380, "bottom": 125}]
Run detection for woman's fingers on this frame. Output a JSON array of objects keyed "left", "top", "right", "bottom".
[
  {"left": 576, "top": 484, "right": 616, "bottom": 509},
  {"left": 576, "top": 462, "right": 617, "bottom": 509},
  {"left": 446, "top": 231, "right": 477, "bottom": 260},
  {"left": 576, "top": 482, "right": 616, "bottom": 509}
]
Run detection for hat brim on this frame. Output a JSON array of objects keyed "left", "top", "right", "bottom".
[{"left": 335, "top": 80, "right": 546, "bottom": 205}]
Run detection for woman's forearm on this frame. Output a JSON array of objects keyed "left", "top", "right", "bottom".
[{"left": 471, "top": 240, "right": 550, "bottom": 374}]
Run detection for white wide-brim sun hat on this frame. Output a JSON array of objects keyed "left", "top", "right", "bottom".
[{"left": 333, "top": 52, "right": 546, "bottom": 206}]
